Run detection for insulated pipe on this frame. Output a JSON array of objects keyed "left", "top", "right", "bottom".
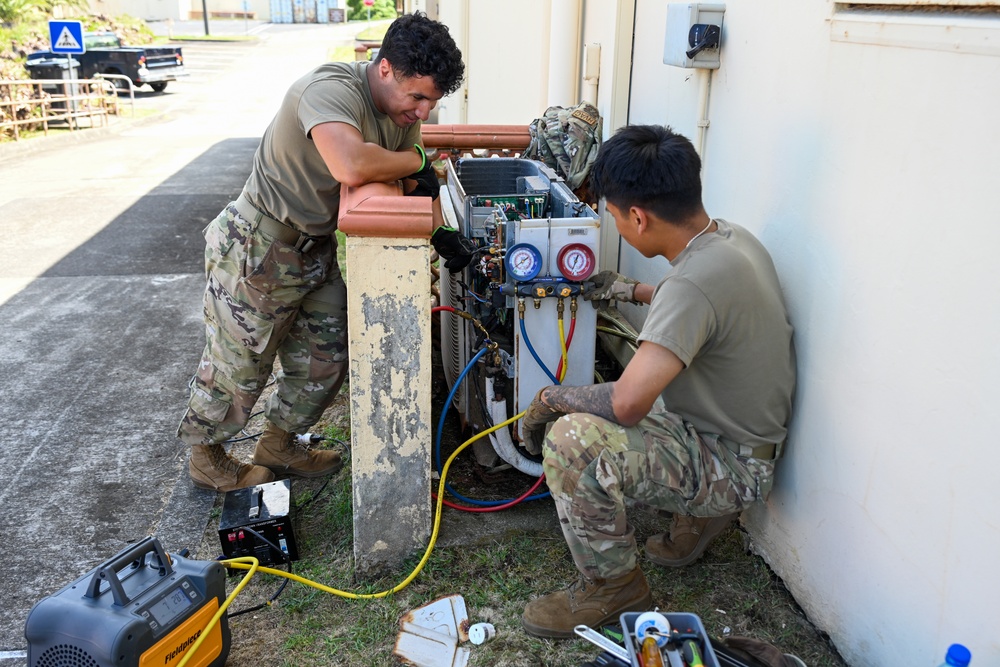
[
  {"left": 547, "top": 0, "right": 583, "bottom": 107},
  {"left": 582, "top": 43, "right": 601, "bottom": 107},
  {"left": 695, "top": 68, "right": 713, "bottom": 161},
  {"left": 486, "top": 376, "right": 544, "bottom": 477}
]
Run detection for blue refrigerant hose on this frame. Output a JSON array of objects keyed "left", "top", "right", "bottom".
[
  {"left": 519, "top": 316, "right": 559, "bottom": 385},
  {"left": 436, "top": 345, "right": 550, "bottom": 506}
]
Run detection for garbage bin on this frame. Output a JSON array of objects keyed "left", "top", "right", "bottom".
[{"left": 24, "top": 56, "right": 80, "bottom": 111}]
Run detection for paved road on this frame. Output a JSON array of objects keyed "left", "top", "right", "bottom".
[{"left": 0, "top": 22, "right": 360, "bottom": 662}]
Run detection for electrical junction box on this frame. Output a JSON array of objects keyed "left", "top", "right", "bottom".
[
  {"left": 218, "top": 479, "right": 298, "bottom": 566},
  {"left": 663, "top": 3, "right": 726, "bottom": 69}
]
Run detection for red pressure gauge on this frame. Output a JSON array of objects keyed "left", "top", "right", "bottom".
[{"left": 556, "top": 243, "right": 596, "bottom": 281}]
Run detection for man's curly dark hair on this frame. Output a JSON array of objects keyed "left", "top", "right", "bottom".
[{"left": 373, "top": 12, "right": 465, "bottom": 97}]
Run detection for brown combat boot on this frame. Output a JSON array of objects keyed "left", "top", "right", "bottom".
[
  {"left": 645, "top": 513, "right": 739, "bottom": 567},
  {"left": 521, "top": 568, "right": 653, "bottom": 638},
  {"left": 252, "top": 421, "right": 342, "bottom": 477},
  {"left": 189, "top": 443, "right": 275, "bottom": 492}
]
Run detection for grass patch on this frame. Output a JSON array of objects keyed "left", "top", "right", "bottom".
[
  {"left": 161, "top": 34, "right": 259, "bottom": 42},
  {"left": 354, "top": 21, "right": 391, "bottom": 42},
  {"left": 197, "top": 392, "right": 846, "bottom": 667},
  {"left": 329, "top": 45, "right": 355, "bottom": 62}
]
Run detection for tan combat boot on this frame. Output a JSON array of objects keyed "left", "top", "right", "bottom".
[
  {"left": 189, "top": 443, "right": 275, "bottom": 492},
  {"left": 252, "top": 421, "right": 342, "bottom": 477},
  {"left": 645, "top": 513, "right": 739, "bottom": 567},
  {"left": 521, "top": 568, "right": 653, "bottom": 638}
]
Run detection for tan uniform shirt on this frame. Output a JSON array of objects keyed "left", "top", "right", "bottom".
[
  {"left": 244, "top": 61, "right": 422, "bottom": 237},
  {"left": 638, "top": 219, "right": 796, "bottom": 447}
]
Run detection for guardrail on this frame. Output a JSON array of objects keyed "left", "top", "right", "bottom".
[
  {"left": 0, "top": 78, "right": 123, "bottom": 142},
  {"left": 93, "top": 73, "right": 136, "bottom": 116}
]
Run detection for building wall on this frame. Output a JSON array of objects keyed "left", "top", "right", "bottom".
[
  {"left": 89, "top": 0, "right": 188, "bottom": 21},
  {"left": 592, "top": 1, "right": 1000, "bottom": 665},
  {"left": 440, "top": 0, "right": 1000, "bottom": 664}
]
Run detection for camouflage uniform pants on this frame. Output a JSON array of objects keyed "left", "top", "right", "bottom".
[
  {"left": 542, "top": 411, "right": 775, "bottom": 580},
  {"left": 176, "top": 202, "right": 348, "bottom": 446}
]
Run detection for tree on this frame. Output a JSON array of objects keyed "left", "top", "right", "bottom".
[
  {"left": 0, "top": 0, "right": 91, "bottom": 25},
  {"left": 346, "top": 0, "right": 397, "bottom": 22},
  {"left": 0, "top": 0, "right": 45, "bottom": 24}
]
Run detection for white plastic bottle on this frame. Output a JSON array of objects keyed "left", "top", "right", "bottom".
[{"left": 937, "top": 643, "right": 971, "bottom": 667}]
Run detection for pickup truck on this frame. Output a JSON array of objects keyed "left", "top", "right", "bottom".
[{"left": 26, "top": 32, "right": 187, "bottom": 93}]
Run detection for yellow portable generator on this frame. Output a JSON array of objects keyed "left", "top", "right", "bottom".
[{"left": 24, "top": 536, "right": 230, "bottom": 667}]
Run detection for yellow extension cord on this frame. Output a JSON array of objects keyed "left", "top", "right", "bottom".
[
  {"left": 179, "top": 320, "right": 573, "bottom": 666},
  {"left": 177, "top": 409, "right": 527, "bottom": 667}
]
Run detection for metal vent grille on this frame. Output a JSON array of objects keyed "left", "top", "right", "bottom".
[
  {"left": 439, "top": 264, "right": 468, "bottom": 417},
  {"left": 34, "top": 644, "right": 100, "bottom": 667}
]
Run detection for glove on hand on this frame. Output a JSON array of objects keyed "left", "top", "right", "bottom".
[
  {"left": 520, "top": 387, "right": 564, "bottom": 455},
  {"left": 582, "top": 270, "right": 641, "bottom": 310},
  {"left": 431, "top": 227, "right": 478, "bottom": 271},
  {"left": 405, "top": 162, "right": 441, "bottom": 200}
]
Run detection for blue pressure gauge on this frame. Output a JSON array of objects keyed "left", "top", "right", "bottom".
[{"left": 505, "top": 243, "right": 543, "bottom": 282}]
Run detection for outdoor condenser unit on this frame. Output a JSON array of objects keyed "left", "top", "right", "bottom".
[{"left": 438, "top": 158, "right": 600, "bottom": 473}]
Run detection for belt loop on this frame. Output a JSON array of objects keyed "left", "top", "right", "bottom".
[{"left": 250, "top": 208, "right": 264, "bottom": 232}]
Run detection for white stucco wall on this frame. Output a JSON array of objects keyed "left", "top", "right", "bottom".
[
  {"left": 592, "top": 1, "right": 1000, "bottom": 665},
  {"left": 88, "top": 0, "right": 187, "bottom": 21},
  {"left": 438, "top": 0, "right": 1000, "bottom": 664}
]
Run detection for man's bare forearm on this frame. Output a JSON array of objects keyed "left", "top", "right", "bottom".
[{"left": 540, "top": 382, "right": 619, "bottom": 423}]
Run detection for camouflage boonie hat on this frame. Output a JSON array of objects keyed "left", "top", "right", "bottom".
[{"left": 524, "top": 102, "right": 603, "bottom": 195}]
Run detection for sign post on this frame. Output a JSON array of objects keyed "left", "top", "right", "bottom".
[{"left": 48, "top": 20, "right": 85, "bottom": 118}]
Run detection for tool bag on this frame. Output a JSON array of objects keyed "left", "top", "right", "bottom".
[
  {"left": 712, "top": 636, "right": 808, "bottom": 667},
  {"left": 524, "top": 102, "right": 602, "bottom": 203}
]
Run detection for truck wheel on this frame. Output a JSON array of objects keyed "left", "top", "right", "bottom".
[
  {"left": 149, "top": 82, "right": 168, "bottom": 93},
  {"left": 104, "top": 69, "right": 130, "bottom": 91}
]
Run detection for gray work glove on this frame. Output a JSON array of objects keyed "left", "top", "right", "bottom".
[
  {"left": 520, "top": 388, "right": 564, "bottom": 455},
  {"left": 582, "top": 270, "right": 641, "bottom": 309}
]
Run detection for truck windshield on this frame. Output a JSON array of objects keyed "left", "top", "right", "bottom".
[{"left": 84, "top": 34, "right": 121, "bottom": 48}]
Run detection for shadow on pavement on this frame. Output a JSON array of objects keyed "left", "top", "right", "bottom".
[{"left": 0, "top": 137, "right": 258, "bottom": 657}]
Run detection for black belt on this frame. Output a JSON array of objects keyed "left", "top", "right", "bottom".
[
  {"left": 233, "top": 193, "right": 320, "bottom": 252},
  {"left": 721, "top": 440, "right": 777, "bottom": 460}
]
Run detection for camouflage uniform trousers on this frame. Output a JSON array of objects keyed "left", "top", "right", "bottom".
[
  {"left": 542, "top": 410, "right": 775, "bottom": 580},
  {"left": 176, "top": 202, "right": 348, "bottom": 447}
]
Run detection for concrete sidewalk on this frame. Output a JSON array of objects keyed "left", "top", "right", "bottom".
[{"left": 0, "top": 23, "right": 348, "bottom": 662}]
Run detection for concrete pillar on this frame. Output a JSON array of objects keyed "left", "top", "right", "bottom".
[{"left": 338, "top": 183, "right": 434, "bottom": 574}]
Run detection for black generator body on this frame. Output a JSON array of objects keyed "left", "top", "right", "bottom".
[{"left": 25, "top": 536, "right": 230, "bottom": 667}]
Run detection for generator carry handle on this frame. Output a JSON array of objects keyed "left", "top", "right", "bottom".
[{"left": 84, "top": 536, "right": 174, "bottom": 606}]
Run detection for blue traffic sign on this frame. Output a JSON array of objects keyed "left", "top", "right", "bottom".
[{"left": 49, "top": 20, "right": 85, "bottom": 54}]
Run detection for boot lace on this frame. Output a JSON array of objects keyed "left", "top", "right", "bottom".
[
  {"left": 567, "top": 576, "right": 595, "bottom": 603},
  {"left": 209, "top": 446, "right": 244, "bottom": 475}
]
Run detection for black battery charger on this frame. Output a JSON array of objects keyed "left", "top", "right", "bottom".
[{"left": 218, "top": 479, "right": 298, "bottom": 566}]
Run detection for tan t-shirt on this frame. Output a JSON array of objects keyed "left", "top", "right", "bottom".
[
  {"left": 637, "top": 219, "right": 796, "bottom": 447},
  {"left": 243, "top": 61, "right": 422, "bottom": 237}
]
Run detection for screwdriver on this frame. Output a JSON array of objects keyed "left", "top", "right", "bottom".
[
  {"left": 641, "top": 635, "right": 665, "bottom": 667},
  {"left": 682, "top": 639, "right": 705, "bottom": 667}
]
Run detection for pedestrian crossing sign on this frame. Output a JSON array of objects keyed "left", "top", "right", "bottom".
[{"left": 49, "top": 20, "right": 85, "bottom": 54}]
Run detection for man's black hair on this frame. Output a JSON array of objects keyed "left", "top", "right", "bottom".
[
  {"left": 588, "top": 125, "right": 703, "bottom": 223},
  {"left": 373, "top": 12, "right": 465, "bottom": 97}
]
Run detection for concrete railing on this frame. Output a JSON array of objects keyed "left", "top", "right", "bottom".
[{"left": 340, "top": 125, "right": 529, "bottom": 572}]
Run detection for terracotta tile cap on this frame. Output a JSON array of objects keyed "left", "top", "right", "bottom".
[
  {"left": 421, "top": 124, "right": 530, "bottom": 151},
  {"left": 338, "top": 182, "right": 434, "bottom": 238}
]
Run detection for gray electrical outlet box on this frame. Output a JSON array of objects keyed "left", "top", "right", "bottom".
[{"left": 663, "top": 3, "right": 726, "bottom": 69}]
